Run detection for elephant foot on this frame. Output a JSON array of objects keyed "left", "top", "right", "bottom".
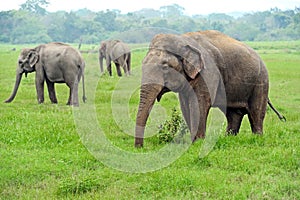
[
  {"left": 66, "top": 101, "right": 79, "bottom": 107},
  {"left": 38, "top": 98, "right": 44, "bottom": 104},
  {"left": 252, "top": 131, "right": 263, "bottom": 135},
  {"left": 226, "top": 129, "right": 239, "bottom": 136}
]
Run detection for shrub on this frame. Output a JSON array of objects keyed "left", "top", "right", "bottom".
[{"left": 157, "top": 108, "right": 188, "bottom": 144}]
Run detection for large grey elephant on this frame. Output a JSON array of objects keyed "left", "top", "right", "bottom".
[
  {"left": 5, "top": 42, "right": 86, "bottom": 106},
  {"left": 135, "top": 30, "right": 285, "bottom": 147},
  {"left": 99, "top": 40, "right": 131, "bottom": 76}
]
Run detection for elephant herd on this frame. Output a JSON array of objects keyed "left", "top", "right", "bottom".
[
  {"left": 4, "top": 40, "right": 130, "bottom": 106},
  {"left": 4, "top": 30, "right": 285, "bottom": 147}
]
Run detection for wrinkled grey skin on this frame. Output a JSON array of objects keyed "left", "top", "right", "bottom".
[
  {"left": 5, "top": 42, "right": 86, "bottom": 106},
  {"left": 135, "top": 30, "right": 284, "bottom": 147},
  {"left": 99, "top": 40, "right": 131, "bottom": 76}
]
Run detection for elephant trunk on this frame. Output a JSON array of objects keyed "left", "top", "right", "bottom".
[
  {"left": 135, "top": 84, "right": 163, "bottom": 147},
  {"left": 5, "top": 70, "right": 23, "bottom": 103},
  {"left": 99, "top": 55, "right": 104, "bottom": 73}
]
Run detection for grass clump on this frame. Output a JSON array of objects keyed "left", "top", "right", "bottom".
[{"left": 57, "top": 176, "right": 103, "bottom": 196}]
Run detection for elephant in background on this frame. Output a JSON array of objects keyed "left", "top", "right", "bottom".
[
  {"left": 5, "top": 42, "right": 86, "bottom": 106},
  {"left": 99, "top": 40, "right": 131, "bottom": 76},
  {"left": 135, "top": 30, "right": 285, "bottom": 147}
]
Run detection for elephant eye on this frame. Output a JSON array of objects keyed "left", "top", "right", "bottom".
[{"left": 162, "top": 64, "right": 169, "bottom": 72}]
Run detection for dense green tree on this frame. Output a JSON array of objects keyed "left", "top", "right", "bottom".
[
  {"left": 94, "top": 10, "right": 118, "bottom": 31},
  {"left": 0, "top": 6, "right": 299, "bottom": 44},
  {"left": 160, "top": 4, "right": 185, "bottom": 18},
  {"left": 63, "top": 12, "right": 83, "bottom": 42},
  {"left": 44, "top": 11, "right": 67, "bottom": 42},
  {"left": 10, "top": 10, "right": 50, "bottom": 43},
  {"left": 20, "top": 0, "right": 49, "bottom": 15},
  {"left": 0, "top": 11, "right": 14, "bottom": 42}
]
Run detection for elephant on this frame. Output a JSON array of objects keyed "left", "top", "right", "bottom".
[
  {"left": 5, "top": 42, "right": 86, "bottom": 106},
  {"left": 135, "top": 30, "right": 285, "bottom": 147},
  {"left": 99, "top": 40, "right": 131, "bottom": 76}
]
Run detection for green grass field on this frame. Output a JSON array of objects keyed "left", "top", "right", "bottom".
[{"left": 0, "top": 41, "right": 299, "bottom": 199}]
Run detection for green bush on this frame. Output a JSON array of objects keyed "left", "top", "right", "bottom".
[{"left": 157, "top": 108, "right": 188, "bottom": 144}]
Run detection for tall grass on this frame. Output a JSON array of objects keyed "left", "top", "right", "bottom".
[{"left": 0, "top": 41, "right": 299, "bottom": 199}]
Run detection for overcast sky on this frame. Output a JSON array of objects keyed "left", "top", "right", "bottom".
[{"left": 1, "top": 0, "right": 299, "bottom": 15}]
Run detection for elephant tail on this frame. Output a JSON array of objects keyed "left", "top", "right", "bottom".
[
  {"left": 267, "top": 98, "right": 286, "bottom": 122},
  {"left": 80, "top": 61, "right": 87, "bottom": 103}
]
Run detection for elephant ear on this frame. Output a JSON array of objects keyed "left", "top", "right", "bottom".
[
  {"left": 180, "top": 44, "right": 205, "bottom": 79},
  {"left": 100, "top": 42, "right": 106, "bottom": 52},
  {"left": 26, "top": 50, "right": 39, "bottom": 68},
  {"left": 176, "top": 36, "right": 221, "bottom": 104},
  {"left": 150, "top": 34, "right": 205, "bottom": 79}
]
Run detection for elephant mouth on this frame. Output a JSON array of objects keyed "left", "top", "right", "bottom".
[
  {"left": 164, "top": 83, "right": 180, "bottom": 92},
  {"left": 164, "top": 80, "right": 190, "bottom": 93},
  {"left": 22, "top": 66, "right": 36, "bottom": 77},
  {"left": 157, "top": 87, "right": 170, "bottom": 102}
]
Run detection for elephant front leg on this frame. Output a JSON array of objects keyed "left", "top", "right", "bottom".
[
  {"left": 179, "top": 94, "right": 191, "bottom": 131},
  {"left": 191, "top": 93, "right": 211, "bottom": 141},
  {"left": 35, "top": 78, "right": 45, "bottom": 104},
  {"left": 46, "top": 79, "right": 58, "bottom": 104},
  {"left": 226, "top": 108, "right": 245, "bottom": 135},
  {"left": 179, "top": 93, "right": 210, "bottom": 142},
  {"left": 106, "top": 60, "right": 112, "bottom": 76},
  {"left": 193, "top": 102, "right": 210, "bottom": 141}
]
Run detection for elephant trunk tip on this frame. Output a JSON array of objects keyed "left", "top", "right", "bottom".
[
  {"left": 5, "top": 71, "right": 23, "bottom": 104},
  {"left": 4, "top": 99, "right": 12, "bottom": 103},
  {"left": 4, "top": 94, "right": 16, "bottom": 103}
]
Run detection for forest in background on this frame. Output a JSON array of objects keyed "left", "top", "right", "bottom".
[{"left": 1, "top": 0, "right": 300, "bottom": 44}]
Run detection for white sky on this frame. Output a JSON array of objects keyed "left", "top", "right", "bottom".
[{"left": 1, "top": 0, "right": 299, "bottom": 15}]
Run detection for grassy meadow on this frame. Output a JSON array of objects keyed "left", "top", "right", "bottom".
[{"left": 0, "top": 41, "right": 299, "bottom": 199}]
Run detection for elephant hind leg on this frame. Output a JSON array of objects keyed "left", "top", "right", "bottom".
[
  {"left": 66, "top": 81, "right": 79, "bottom": 106},
  {"left": 248, "top": 110, "right": 265, "bottom": 134},
  {"left": 123, "top": 55, "right": 131, "bottom": 76},
  {"left": 226, "top": 108, "right": 245, "bottom": 135},
  {"left": 122, "top": 63, "right": 129, "bottom": 76},
  {"left": 127, "top": 54, "right": 131, "bottom": 75},
  {"left": 248, "top": 106, "right": 266, "bottom": 134},
  {"left": 248, "top": 85, "right": 268, "bottom": 134},
  {"left": 115, "top": 63, "right": 122, "bottom": 77}
]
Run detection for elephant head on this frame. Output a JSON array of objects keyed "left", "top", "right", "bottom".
[
  {"left": 99, "top": 42, "right": 106, "bottom": 73},
  {"left": 99, "top": 41, "right": 106, "bottom": 56},
  {"left": 5, "top": 48, "right": 39, "bottom": 103},
  {"left": 135, "top": 34, "right": 221, "bottom": 147}
]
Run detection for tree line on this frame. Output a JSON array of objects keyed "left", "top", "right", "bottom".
[{"left": 1, "top": 1, "right": 300, "bottom": 44}]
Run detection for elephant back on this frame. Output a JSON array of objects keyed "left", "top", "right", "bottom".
[{"left": 110, "top": 41, "right": 130, "bottom": 61}]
